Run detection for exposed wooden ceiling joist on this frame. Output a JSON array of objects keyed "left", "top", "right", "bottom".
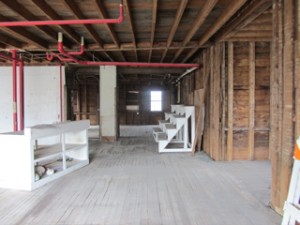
[
  {"left": 123, "top": 0, "right": 138, "bottom": 61},
  {"left": 148, "top": 0, "right": 158, "bottom": 62},
  {"left": 0, "top": 32, "right": 23, "bottom": 48},
  {"left": 0, "top": 15, "right": 48, "bottom": 49},
  {"left": 0, "top": 0, "right": 273, "bottom": 68},
  {"left": 88, "top": 41, "right": 200, "bottom": 51},
  {"left": 0, "top": 0, "right": 63, "bottom": 46},
  {"left": 171, "top": 0, "right": 218, "bottom": 62},
  {"left": 118, "top": 67, "right": 185, "bottom": 75},
  {"left": 160, "top": 0, "right": 189, "bottom": 63},
  {"left": 31, "top": 0, "right": 81, "bottom": 44},
  {"left": 93, "top": 0, "right": 126, "bottom": 61},
  {"left": 62, "top": 0, "right": 114, "bottom": 61},
  {"left": 215, "top": 0, "right": 273, "bottom": 42},
  {"left": 181, "top": 0, "right": 248, "bottom": 63}
]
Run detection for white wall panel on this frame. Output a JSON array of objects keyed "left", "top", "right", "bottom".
[
  {"left": 0, "top": 67, "right": 12, "bottom": 133},
  {"left": 0, "top": 66, "right": 65, "bottom": 133}
]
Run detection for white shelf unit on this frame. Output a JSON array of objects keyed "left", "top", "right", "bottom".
[{"left": 0, "top": 120, "right": 90, "bottom": 191}]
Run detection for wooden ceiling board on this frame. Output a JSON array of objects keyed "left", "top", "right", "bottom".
[{"left": 0, "top": 0, "right": 272, "bottom": 74}]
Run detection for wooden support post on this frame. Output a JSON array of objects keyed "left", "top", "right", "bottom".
[
  {"left": 295, "top": 0, "right": 300, "bottom": 144},
  {"left": 221, "top": 43, "right": 226, "bottom": 160},
  {"left": 280, "top": 0, "right": 295, "bottom": 212},
  {"left": 270, "top": 0, "right": 283, "bottom": 212},
  {"left": 227, "top": 42, "right": 234, "bottom": 161},
  {"left": 249, "top": 42, "right": 255, "bottom": 160},
  {"left": 209, "top": 47, "right": 214, "bottom": 158},
  {"left": 214, "top": 44, "right": 221, "bottom": 160}
]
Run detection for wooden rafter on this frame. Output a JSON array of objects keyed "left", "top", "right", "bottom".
[
  {"left": 62, "top": 0, "right": 114, "bottom": 61},
  {"left": 171, "top": 0, "right": 218, "bottom": 63},
  {"left": 32, "top": 0, "right": 81, "bottom": 44},
  {"left": 0, "top": 33, "right": 23, "bottom": 48},
  {"left": 160, "top": 0, "right": 188, "bottom": 63},
  {"left": 0, "top": 0, "right": 65, "bottom": 45},
  {"left": 0, "top": 15, "right": 48, "bottom": 49},
  {"left": 214, "top": 0, "right": 273, "bottom": 42},
  {"left": 148, "top": 0, "right": 158, "bottom": 62},
  {"left": 181, "top": 0, "right": 247, "bottom": 63},
  {"left": 0, "top": 42, "right": 7, "bottom": 49},
  {"left": 93, "top": 0, "right": 126, "bottom": 61},
  {"left": 123, "top": 0, "right": 138, "bottom": 61}
]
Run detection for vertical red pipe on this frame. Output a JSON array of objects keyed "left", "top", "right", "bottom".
[
  {"left": 59, "top": 64, "right": 63, "bottom": 122},
  {"left": 11, "top": 50, "right": 18, "bottom": 131},
  {"left": 19, "top": 60, "right": 24, "bottom": 130}
]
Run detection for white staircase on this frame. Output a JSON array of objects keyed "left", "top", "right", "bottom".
[{"left": 153, "top": 104, "right": 195, "bottom": 153}]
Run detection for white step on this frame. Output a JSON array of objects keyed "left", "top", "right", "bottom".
[{"left": 155, "top": 105, "right": 195, "bottom": 153}]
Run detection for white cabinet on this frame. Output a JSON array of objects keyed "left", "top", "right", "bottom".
[{"left": 0, "top": 120, "right": 90, "bottom": 191}]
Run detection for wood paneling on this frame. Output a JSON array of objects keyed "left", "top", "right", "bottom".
[{"left": 270, "top": 0, "right": 298, "bottom": 214}]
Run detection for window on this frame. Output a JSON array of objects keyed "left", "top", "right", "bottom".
[{"left": 150, "top": 91, "right": 162, "bottom": 111}]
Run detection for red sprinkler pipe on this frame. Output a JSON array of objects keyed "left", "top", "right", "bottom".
[
  {"left": 0, "top": 52, "right": 22, "bottom": 62},
  {"left": 11, "top": 50, "right": 18, "bottom": 131},
  {"left": 0, "top": 4, "right": 123, "bottom": 27},
  {"left": 58, "top": 34, "right": 85, "bottom": 56},
  {"left": 19, "top": 60, "right": 24, "bottom": 130}
]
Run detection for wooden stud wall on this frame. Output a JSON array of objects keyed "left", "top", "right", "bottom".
[
  {"left": 72, "top": 82, "right": 99, "bottom": 125},
  {"left": 270, "top": 0, "right": 300, "bottom": 215},
  {"left": 181, "top": 40, "right": 271, "bottom": 161}
]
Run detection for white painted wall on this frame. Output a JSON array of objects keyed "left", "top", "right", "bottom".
[
  {"left": 0, "top": 67, "right": 13, "bottom": 132},
  {"left": 0, "top": 66, "right": 65, "bottom": 133},
  {"left": 100, "top": 66, "right": 117, "bottom": 140}
]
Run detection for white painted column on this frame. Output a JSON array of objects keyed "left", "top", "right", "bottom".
[{"left": 99, "top": 66, "right": 117, "bottom": 142}]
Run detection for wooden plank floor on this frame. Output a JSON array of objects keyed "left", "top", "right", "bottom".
[{"left": 0, "top": 126, "right": 281, "bottom": 225}]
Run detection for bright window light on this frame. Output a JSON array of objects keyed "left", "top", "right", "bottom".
[{"left": 151, "top": 91, "right": 162, "bottom": 111}]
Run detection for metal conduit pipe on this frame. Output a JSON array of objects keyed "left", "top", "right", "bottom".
[{"left": 0, "top": 4, "right": 123, "bottom": 27}]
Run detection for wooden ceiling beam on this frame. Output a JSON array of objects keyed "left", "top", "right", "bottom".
[
  {"left": 0, "top": 0, "right": 66, "bottom": 45},
  {"left": 160, "top": 0, "right": 188, "bottom": 62},
  {"left": 87, "top": 41, "right": 200, "bottom": 51},
  {"left": 181, "top": 0, "right": 248, "bottom": 63},
  {"left": 62, "top": 0, "right": 114, "bottom": 61},
  {"left": 123, "top": 0, "right": 138, "bottom": 61},
  {"left": 93, "top": 0, "right": 126, "bottom": 61},
  {"left": 0, "top": 33, "right": 23, "bottom": 48},
  {"left": 0, "top": 43, "right": 7, "bottom": 49},
  {"left": 171, "top": 0, "right": 218, "bottom": 62},
  {"left": 148, "top": 0, "right": 158, "bottom": 62},
  {"left": 32, "top": 0, "right": 81, "bottom": 44},
  {"left": 0, "top": 15, "right": 48, "bottom": 49},
  {"left": 93, "top": 0, "right": 119, "bottom": 46},
  {"left": 214, "top": 0, "right": 273, "bottom": 42}
]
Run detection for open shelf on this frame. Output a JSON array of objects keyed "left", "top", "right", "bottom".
[{"left": 0, "top": 120, "right": 90, "bottom": 191}]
